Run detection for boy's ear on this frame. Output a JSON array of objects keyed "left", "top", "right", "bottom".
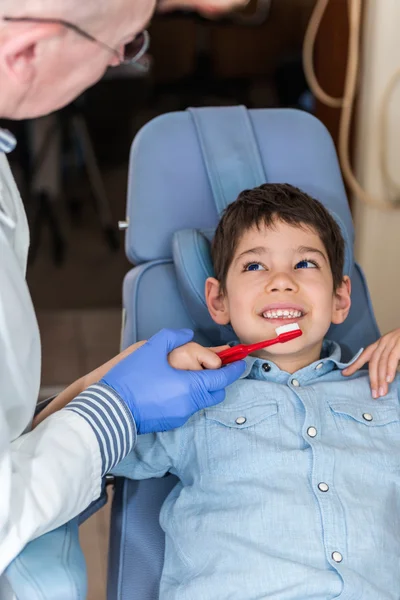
[
  {"left": 205, "top": 277, "right": 230, "bottom": 325},
  {"left": 331, "top": 276, "right": 351, "bottom": 325}
]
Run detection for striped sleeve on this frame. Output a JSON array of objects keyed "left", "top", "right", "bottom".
[
  {"left": 0, "top": 128, "right": 17, "bottom": 153},
  {"left": 65, "top": 383, "right": 137, "bottom": 476}
]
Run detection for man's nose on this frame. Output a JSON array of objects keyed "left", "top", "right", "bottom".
[
  {"left": 108, "top": 46, "right": 124, "bottom": 67},
  {"left": 265, "top": 271, "right": 298, "bottom": 293}
]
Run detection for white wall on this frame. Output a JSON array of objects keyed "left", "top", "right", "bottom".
[{"left": 354, "top": 0, "right": 400, "bottom": 334}]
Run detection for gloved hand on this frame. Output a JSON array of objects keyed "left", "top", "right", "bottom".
[{"left": 100, "top": 328, "right": 245, "bottom": 434}]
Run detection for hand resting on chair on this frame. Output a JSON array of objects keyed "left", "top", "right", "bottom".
[{"left": 343, "top": 327, "right": 400, "bottom": 398}]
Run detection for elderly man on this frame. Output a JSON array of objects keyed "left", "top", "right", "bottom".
[{"left": 0, "top": 0, "right": 247, "bottom": 582}]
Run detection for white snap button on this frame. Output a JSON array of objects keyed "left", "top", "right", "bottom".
[
  {"left": 307, "top": 426, "right": 317, "bottom": 438},
  {"left": 318, "top": 482, "right": 329, "bottom": 492},
  {"left": 315, "top": 362, "right": 323, "bottom": 370},
  {"left": 291, "top": 379, "right": 300, "bottom": 387},
  {"left": 235, "top": 416, "right": 246, "bottom": 425},
  {"left": 332, "top": 551, "right": 343, "bottom": 563},
  {"left": 363, "top": 413, "right": 373, "bottom": 422}
]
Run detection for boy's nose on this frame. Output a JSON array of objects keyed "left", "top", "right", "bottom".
[{"left": 265, "top": 272, "right": 298, "bottom": 293}]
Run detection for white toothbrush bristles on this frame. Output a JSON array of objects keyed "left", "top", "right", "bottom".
[{"left": 275, "top": 323, "right": 301, "bottom": 336}]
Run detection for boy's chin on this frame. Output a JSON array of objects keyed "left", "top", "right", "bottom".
[{"left": 253, "top": 342, "right": 304, "bottom": 359}]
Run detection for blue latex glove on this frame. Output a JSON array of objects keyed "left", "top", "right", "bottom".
[{"left": 100, "top": 328, "right": 245, "bottom": 434}]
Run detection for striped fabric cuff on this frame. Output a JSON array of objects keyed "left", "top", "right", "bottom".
[
  {"left": 65, "top": 383, "right": 137, "bottom": 476},
  {"left": 0, "top": 128, "right": 17, "bottom": 153}
]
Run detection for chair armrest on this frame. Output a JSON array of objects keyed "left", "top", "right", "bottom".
[{"left": 4, "top": 519, "right": 87, "bottom": 600}]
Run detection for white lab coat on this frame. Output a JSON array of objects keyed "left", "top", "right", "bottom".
[{"left": 0, "top": 152, "right": 103, "bottom": 582}]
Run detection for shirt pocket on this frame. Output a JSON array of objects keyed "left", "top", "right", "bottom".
[
  {"left": 327, "top": 395, "right": 400, "bottom": 469},
  {"left": 204, "top": 400, "right": 280, "bottom": 476}
]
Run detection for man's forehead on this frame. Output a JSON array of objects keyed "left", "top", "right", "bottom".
[{"left": 87, "top": 0, "right": 155, "bottom": 37}]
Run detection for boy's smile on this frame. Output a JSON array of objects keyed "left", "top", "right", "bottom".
[
  {"left": 258, "top": 303, "right": 305, "bottom": 325},
  {"left": 206, "top": 219, "right": 351, "bottom": 373}
]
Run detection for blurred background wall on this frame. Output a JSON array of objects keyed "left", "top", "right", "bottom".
[{"left": 354, "top": 0, "right": 400, "bottom": 334}]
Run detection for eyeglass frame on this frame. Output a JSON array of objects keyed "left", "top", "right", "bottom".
[{"left": 2, "top": 16, "right": 150, "bottom": 66}]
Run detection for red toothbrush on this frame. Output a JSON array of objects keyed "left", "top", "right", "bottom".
[{"left": 217, "top": 323, "right": 302, "bottom": 365}]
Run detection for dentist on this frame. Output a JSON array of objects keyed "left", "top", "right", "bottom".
[{"left": 0, "top": 0, "right": 246, "bottom": 574}]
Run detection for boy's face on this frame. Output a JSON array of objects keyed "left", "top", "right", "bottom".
[{"left": 206, "top": 220, "right": 351, "bottom": 373}]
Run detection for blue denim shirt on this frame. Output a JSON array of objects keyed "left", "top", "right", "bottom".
[{"left": 112, "top": 340, "right": 400, "bottom": 600}]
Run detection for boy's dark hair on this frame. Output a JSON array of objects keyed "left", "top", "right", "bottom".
[{"left": 211, "top": 183, "right": 345, "bottom": 292}]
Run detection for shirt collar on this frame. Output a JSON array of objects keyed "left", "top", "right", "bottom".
[
  {"left": 0, "top": 128, "right": 17, "bottom": 154},
  {"left": 239, "top": 340, "right": 364, "bottom": 384}
]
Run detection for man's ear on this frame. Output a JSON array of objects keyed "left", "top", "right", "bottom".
[
  {"left": 0, "top": 22, "right": 63, "bottom": 84},
  {"left": 205, "top": 277, "right": 230, "bottom": 325},
  {"left": 331, "top": 275, "right": 351, "bottom": 325}
]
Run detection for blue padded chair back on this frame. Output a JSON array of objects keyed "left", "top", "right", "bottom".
[{"left": 108, "top": 107, "right": 380, "bottom": 600}]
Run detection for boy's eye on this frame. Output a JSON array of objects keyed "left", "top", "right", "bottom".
[
  {"left": 295, "top": 259, "right": 318, "bottom": 269},
  {"left": 244, "top": 262, "right": 265, "bottom": 272}
]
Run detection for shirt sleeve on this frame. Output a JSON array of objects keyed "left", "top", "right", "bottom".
[
  {"left": 111, "top": 425, "right": 180, "bottom": 481},
  {"left": 65, "top": 383, "right": 137, "bottom": 475},
  {"left": 0, "top": 152, "right": 138, "bottom": 574},
  {"left": 0, "top": 386, "right": 137, "bottom": 575}
]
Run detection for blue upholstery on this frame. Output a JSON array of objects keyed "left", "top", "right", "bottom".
[
  {"left": 110, "top": 106, "right": 380, "bottom": 599},
  {"left": 6, "top": 107, "right": 380, "bottom": 599},
  {"left": 4, "top": 401, "right": 91, "bottom": 600},
  {"left": 4, "top": 519, "right": 87, "bottom": 600}
]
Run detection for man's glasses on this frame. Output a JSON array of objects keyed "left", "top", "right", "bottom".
[{"left": 3, "top": 16, "right": 150, "bottom": 66}]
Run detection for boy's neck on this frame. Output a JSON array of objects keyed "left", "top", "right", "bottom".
[{"left": 251, "top": 342, "right": 324, "bottom": 374}]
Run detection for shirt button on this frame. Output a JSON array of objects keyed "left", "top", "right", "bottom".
[
  {"left": 332, "top": 551, "right": 343, "bottom": 563},
  {"left": 291, "top": 379, "right": 300, "bottom": 387},
  {"left": 262, "top": 363, "right": 271, "bottom": 372},
  {"left": 307, "top": 426, "right": 317, "bottom": 438},
  {"left": 315, "top": 362, "right": 323, "bottom": 370},
  {"left": 235, "top": 416, "right": 246, "bottom": 425},
  {"left": 318, "top": 482, "right": 329, "bottom": 492},
  {"left": 363, "top": 413, "right": 373, "bottom": 422}
]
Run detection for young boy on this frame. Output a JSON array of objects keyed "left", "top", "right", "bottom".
[
  {"left": 31, "top": 183, "right": 400, "bottom": 594},
  {"left": 111, "top": 182, "right": 400, "bottom": 599},
  {"left": 32, "top": 182, "right": 397, "bottom": 597}
]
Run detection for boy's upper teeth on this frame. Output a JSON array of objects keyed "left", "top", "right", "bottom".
[{"left": 262, "top": 309, "right": 302, "bottom": 319}]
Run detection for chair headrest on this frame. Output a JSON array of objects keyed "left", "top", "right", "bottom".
[
  {"left": 126, "top": 108, "right": 355, "bottom": 265},
  {"left": 172, "top": 228, "right": 235, "bottom": 345},
  {"left": 125, "top": 107, "right": 379, "bottom": 359}
]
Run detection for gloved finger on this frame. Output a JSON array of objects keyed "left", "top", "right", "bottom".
[
  {"left": 194, "top": 388, "right": 226, "bottom": 411},
  {"left": 148, "top": 328, "right": 194, "bottom": 354},
  {"left": 208, "top": 388, "right": 226, "bottom": 405},
  {"left": 198, "top": 359, "right": 246, "bottom": 392}
]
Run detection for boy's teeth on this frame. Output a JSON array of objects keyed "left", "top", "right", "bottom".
[{"left": 262, "top": 309, "right": 302, "bottom": 319}]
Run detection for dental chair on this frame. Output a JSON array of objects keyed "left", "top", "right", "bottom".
[{"left": 5, "top": 106, "right": 380, "bottom": 599}]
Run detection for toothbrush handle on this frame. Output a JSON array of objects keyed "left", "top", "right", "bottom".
[
  {"left": 217, "top": 329, "right": 302, "bottom": 365},
  {"left": 217, "top": 338, "right": 277, "bottom": 365},
  {"left": 217, "top": 346, "right": 249, "bottom": 365}
]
